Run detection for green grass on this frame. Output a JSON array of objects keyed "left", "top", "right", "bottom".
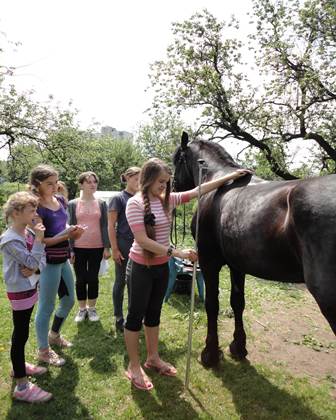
[{"left": 0, "top": 264, "right": 335, "bottom": 419}]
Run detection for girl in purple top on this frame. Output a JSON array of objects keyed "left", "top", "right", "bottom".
[
  {"left": 0, "top": 192, "right": 52, "bottom": 403},
  {"left": 30, "top": 165, "right": 84, "bottom": 367}
]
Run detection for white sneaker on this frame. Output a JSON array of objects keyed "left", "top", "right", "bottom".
[
  {"left": 87, "top": 307, "right": 99, "bottom": 322},
  {"left": 74, "top": 309, "right": 87, "bottom": 323}
]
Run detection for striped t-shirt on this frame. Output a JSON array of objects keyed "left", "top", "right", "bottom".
[{"left": 126, "top": 192, "right": 191, "bottom": 265}]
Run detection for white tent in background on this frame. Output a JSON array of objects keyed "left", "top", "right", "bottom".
[
  {"left": 94, "top": 191, "right": 119, "bottom": 204},
  {"left": 79, "top": 190, "right": 119, "bottom": 203}
]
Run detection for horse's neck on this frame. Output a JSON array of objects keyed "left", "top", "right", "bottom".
[
  {"left": 194, "top": 147, "right": 265, "bottom": 184},
  {"left": 203, "top": 168, "right": 232, "bottom": 181},
  {"left": 196, "top": 156, "right": 238, "bottom": 181}
]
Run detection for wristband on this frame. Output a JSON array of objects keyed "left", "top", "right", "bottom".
[{"left": 167, "top": 245, "right": 174, "bottom": 257}]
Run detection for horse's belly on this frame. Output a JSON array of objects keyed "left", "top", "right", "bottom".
[
  {"left": 243, "top": 263, "right": 303, "bottom": 283},
  {"left": 222, "top": 241, "right": 304, "bottom": 283}
]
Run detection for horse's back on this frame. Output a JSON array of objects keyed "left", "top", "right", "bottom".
[{"left": 213, "top": 175, "right": 336, "bottom": 282}]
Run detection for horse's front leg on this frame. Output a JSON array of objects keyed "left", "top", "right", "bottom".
[
  {"left": 229, "top": 268, "right": 248, "bottom": 360},
  {"left": 200, "top": 259, "right": 222, "bottom": 367}
]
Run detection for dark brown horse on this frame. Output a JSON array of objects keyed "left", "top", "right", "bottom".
[{"left": 173, "top": 133, "right": 336, "bottom": 367}]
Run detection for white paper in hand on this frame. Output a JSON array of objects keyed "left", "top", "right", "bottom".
[
  {"left": 54, "top": 226, "right": 74, "bottom": 238},
  {"left": 99, "top": 259, "right": 109, "bottom": 276},
  {"left": 28, "top": 274, "right": 39, "bottom": 287}
]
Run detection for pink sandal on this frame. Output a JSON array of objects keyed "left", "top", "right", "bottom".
[
  {"left": 125, "top": 370, "right": 154, "bottom": 391},
  {"left": 13, "top": 382, "right": 52, "bottom": 403},
  {"left": 144, "top": 361, "right": 177, "bottom": 377}
]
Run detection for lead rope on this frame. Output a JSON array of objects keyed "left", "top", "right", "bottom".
[
  {"left": 182, "top": 203, "right": 186, "bottom": 244},
  {"left": 169, "top": 204, "right": 187, "bottom": 248},
  {"left": 170, "top": 208, "right": 177, "bottom": 247}
]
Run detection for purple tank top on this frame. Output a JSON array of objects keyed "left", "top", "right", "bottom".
[
  {"left": 37, "top": 195, "right": 67, "bottom": 238},
  {"left": 37, "top": 195, "right": 70, "bottom": 263}
]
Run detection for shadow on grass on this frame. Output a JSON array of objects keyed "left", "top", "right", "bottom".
[
  {"left": 212, "top": 357, "right": 322, "bottom": 420},
  {"left": 165, "top": 293, "right": 205, "bottom": 314},
  {"left": 125, "top": 341, "right": 201, "bottom": 419},
  {"left": 130, "top": 374, "right": 200, "bottom": 419},
  {"left": 5, "top": 356, "right": 92, "bottom": 420},
  {"left": 71, "top": 320, "right": 118, "bottom": 374}
]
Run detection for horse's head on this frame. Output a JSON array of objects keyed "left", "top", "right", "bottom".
[
  {"left": 173, "top": 132, "right": 254, "bottom": 192},
  {"left": 172, "top": 132, "right": 197, "bottom": 191}
]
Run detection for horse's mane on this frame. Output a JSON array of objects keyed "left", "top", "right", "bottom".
[{"left": 192, "top": 139, "right": 240, "bottom": 169}]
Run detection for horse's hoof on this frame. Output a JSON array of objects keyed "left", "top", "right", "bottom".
[
  {"left": 201, "top": 348, "right": 222, "bottom": 368},
  {"left": 229, "top": 342, "right": 248, "bottom": 360}
]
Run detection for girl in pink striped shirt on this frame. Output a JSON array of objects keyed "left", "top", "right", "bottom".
[
  {"left": 124, "top": 158, "right": 250, "bottom": 391},
  {"left": 0, "top": 192, "right": 52, "bottom": 403}
]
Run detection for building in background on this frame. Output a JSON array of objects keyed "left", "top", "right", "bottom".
[{"left": 100, "top": 126, "right": 133, "bottom": 141}]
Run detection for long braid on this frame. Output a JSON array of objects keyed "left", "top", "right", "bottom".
[{"left": 142, "top": 188, "right": 156, "bottom": 260}]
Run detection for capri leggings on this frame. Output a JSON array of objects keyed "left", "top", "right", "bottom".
[{"left": 125, "top": 259, "right": 169, "bottom": 332}]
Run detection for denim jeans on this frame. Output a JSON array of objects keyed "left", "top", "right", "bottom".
[{"left": 35, "top": 261, "right": 75, "bottom": 349}]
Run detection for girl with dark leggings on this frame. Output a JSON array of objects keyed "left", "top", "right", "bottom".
[
  {"left": 108, "top": 166, "right": 140, "bottom": 332},
  {"left": 68, "top": 171, "right": 111, "bottom": 322},
  {"left": 0, "top": 192, "right": 52, "bottom": 403}
]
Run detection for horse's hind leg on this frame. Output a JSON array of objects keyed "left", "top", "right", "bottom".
[
  {"left": 200, "top": 258, "right": 222, "bottom": 367},
  {"left": 305, "top": 274, "right": 336, "bottom": 336},
  {"left": 316, "top": 295, "right": 336, "bottom": 335},
  {"left": 300, "top": 246, "right": 336, "bottom": 335},
  {"left": 229, "top": 268, "right": 248, "bottom": 359}
]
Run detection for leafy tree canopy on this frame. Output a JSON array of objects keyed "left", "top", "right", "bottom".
[
  {"left": 149, "top": 0, "right": 336, "bottom": 178},
  {"left": 6, "top": 131, "right": 143, "bottom": 198},
  {"left": 135, "top": 111, "right": 188, "bottom": 163}
]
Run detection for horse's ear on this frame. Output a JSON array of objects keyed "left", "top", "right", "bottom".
[{"left": 181, "top": 131, "right": 189, "bottom": 149}]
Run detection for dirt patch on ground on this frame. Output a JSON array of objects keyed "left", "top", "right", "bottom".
[
  {"left": 218, "top": 284, "right": 336, "bottom": 395},
  {"left": 243, "top": 285, "right": 335, "bottom": 396}
]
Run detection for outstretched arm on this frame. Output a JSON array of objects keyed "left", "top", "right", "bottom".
[{"left": 187, "top": 169, "right": 252, "bottom": 199}]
